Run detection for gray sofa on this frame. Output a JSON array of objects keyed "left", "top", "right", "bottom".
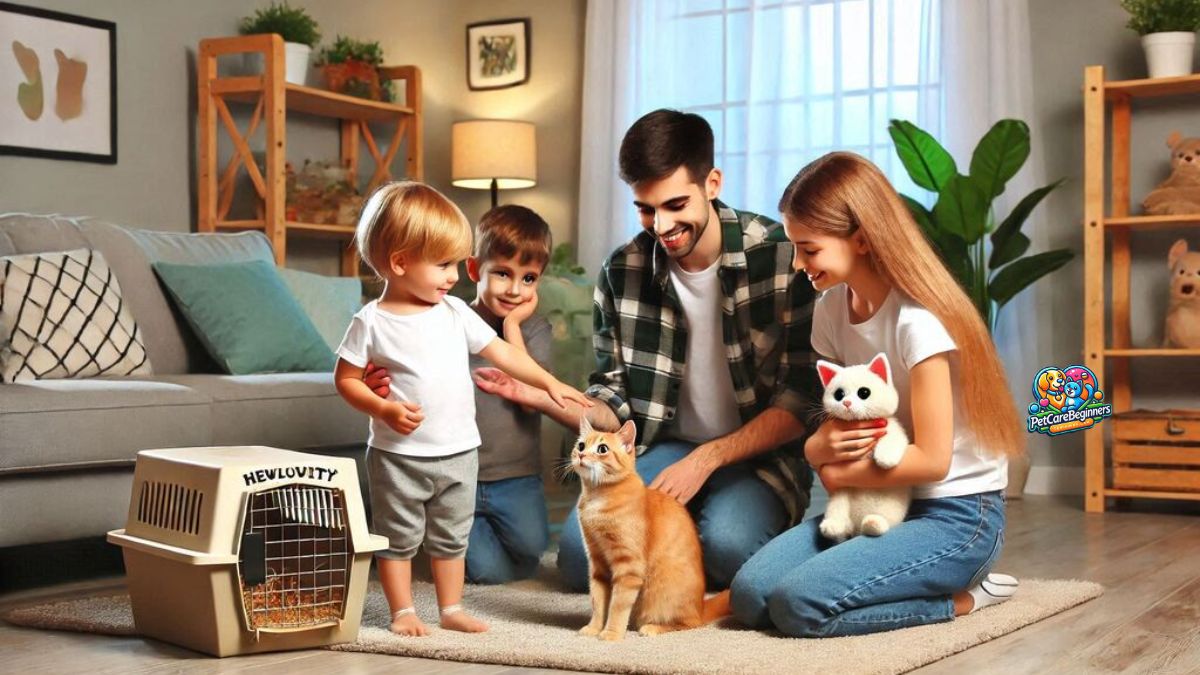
[{"left": 0, "top": 214, "right": 367, "bottom": 550}]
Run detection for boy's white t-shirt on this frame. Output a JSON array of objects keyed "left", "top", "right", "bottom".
[
  {"left": 811, "top": 285, "right": 1007, "bottom": 499},
  {"left": 336, "top": 296, "right": 497, "bottom": 457}
]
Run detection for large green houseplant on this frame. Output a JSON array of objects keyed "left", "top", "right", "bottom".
[{"left": 887, "top": 118, "right": 1073, "bottom": 333}]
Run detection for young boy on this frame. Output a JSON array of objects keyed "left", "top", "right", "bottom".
[{"left": 463, "top": 205, "right": 555, "bottom": 584}]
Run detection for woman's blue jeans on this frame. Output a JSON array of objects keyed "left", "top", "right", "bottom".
[
  {"left": 555, "top": 440, "right": 789, "bottom": 591},
  {"left": 730, "top": 491, "right": 1006, "bottom": 637}
]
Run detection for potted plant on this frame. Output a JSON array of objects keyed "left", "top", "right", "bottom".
[
  {"left": 314, "top": 36, "right": 394, "bottom": 101},
  {"left": 1121, "top": 0, "right": 1200, "bottom": 78},
  {"left": 238, "top": 2, "right": 321, "bottom": 85},
  {"left": 888, "top": 119, "right": 1075, "bottom": 498}
]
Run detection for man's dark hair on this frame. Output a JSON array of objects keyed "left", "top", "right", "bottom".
[{"left": 618, "top": 109, "right": 714, "bottom": 187}]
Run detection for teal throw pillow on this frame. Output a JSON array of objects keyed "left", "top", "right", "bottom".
[
  {"left": 278, "top": 267, "right": 363, "bottom": 351},
  {"left": 153, "top": 260, "right": 335, "bottom": 374}
]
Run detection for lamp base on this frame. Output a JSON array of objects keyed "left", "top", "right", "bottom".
[{"left": 490, "top": 178, "right": 498, "bottom": 209}]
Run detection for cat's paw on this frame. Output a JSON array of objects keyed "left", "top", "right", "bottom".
[
  {"left": 860, "top": 514, "right": 891, "bottom": 536},
  {"left": 820, "top": 516, "right": 853, "bottom": 542},
  {"left": 872, "top": 436, "right": 906, "bottom": 469},
  {"left": 578, "top": 623, "right": 603, "bottom": 637},
  {"left": 598, "top": 628, "right": 626, "bottom": 641}
]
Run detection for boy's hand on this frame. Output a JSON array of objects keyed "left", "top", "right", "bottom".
[
  {"left": 381, "top": 401, "right": 424, "bottom": 435},
  {"left": 804, "top": 417, "right": 886, "bottom": 468},
  {"left": 504, "top": 293, "right": 539, "bottom": 327},
  {"left": 546, "top": 380, "right": 592, "bottom": 409},
  {"left": 363, "top": 362, "right": 391, "bottom": 398}
]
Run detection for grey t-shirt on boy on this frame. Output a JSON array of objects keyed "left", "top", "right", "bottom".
[{"left": 469, "top": 307, "right": 552, "bottom": 482}]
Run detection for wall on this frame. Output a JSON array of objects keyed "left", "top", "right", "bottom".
[
  {"left": 1026, "top": 0, "right": 1200, "bottom": 494},
  {"left": 1, "top": 0, "right": 586, "bottom": 274}
]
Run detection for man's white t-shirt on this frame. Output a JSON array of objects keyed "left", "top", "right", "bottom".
[
  {"left": 811, "top": 285, "right": 1007, "bottom": 499},
  {"left": 668, "top": 258, "right": 742, "bottom": 443},
  {"left": 336, "top": 296, "right": 497, "bottom": 457}
]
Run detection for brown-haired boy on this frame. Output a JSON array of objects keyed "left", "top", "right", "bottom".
[{"left": 463, "top": 204, "right": 556, "bottom": 584}]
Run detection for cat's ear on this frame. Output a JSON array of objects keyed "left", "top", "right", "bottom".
[
  {"left": 579, "top": 414, "right": 594, "bottom": 437},
  {"left": 618, "top": 420, "right": 637, "bottom": 453},
  {"left": 868, "top": 353, "right": 892, "bottom": 384},
  {"left": 816, "top": 359, "right": 841, "bottom": 388}
]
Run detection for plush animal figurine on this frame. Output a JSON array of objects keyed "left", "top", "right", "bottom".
[
  {"left": 570, "top": 418, "right": 730, "bottom": 641},
  {"left": 815, "top": 353, "right": 911, "bottom": 543},
  {"left": 1143, "top": 133, "right": 1200, "bottom": 216},
  {"left": 1164, "top": 239, "right": 1200, "bottom": 348}
]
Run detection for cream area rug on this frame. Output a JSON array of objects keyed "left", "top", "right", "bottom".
[{"left": 4, "top": 569, "right": 1102, "bottom": 675}]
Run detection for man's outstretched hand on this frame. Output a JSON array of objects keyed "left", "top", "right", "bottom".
[{"left": 472, "top": 366, "right": 526, "bottom": 404}]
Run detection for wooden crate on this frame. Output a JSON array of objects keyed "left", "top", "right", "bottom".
[{"left": 1111, "top": 409, "right": 1200, "bottom": 493}]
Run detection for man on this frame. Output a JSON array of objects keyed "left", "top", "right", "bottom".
[{"left": 470, "top": 109, "right": 821, "bottom": 591}]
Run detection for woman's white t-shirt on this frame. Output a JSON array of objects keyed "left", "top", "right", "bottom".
[
  {"left": 336, "top": 296, "right": 497, "bottom": 457},
  {"left": 811, "top": 285, "right": 1007, "bottom": 499}
]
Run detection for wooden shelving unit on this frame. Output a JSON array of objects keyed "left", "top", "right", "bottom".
[
  {"left": 196, "top": 34, "right": 422, "bottom": 275},
  {"left": 1083, "top": 65, "right": 1200, "bottom": 512}
]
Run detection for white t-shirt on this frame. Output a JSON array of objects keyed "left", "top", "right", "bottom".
[
  {"left": 668, "top": 258, "right": 742, "bottom": 443},
  {"left": 811, "top": 285, "right": 1007, "bottom": 499},
  {"left": 336, "top": 296, "right": 497, "bottom": 457}
]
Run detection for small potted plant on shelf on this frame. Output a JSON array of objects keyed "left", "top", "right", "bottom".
[
  {"left": 238, "top": 1, "right": 321, "bottom": 85},
  {"left": 314, "top": 35, "right": 395, "bottom": 102},
  {"left": 1121, "top": 0, "right": 1200, "bottom": 79}
]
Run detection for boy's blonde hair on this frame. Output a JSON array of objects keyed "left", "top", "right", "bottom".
[
  {"left": 474, "top": 204, "right": 553, "bottom": 268},
  {"left": 354, "top": 181, "right": 472, "bottom": 277},
  {"left": 779, "top": 152, "right": 1024, "bottom": 459}
]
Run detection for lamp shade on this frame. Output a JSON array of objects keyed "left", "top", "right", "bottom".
[{"left": 451, "top": 120, "right": 537, "bottom": 191}]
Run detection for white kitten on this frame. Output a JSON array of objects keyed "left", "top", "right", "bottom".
[{"left": 816, "top": 353, "right": 912, "bottom": 542}]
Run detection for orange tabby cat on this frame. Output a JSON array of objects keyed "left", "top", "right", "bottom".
[{"left": 570, "top": 417, "right": 730, "bottom": 641}]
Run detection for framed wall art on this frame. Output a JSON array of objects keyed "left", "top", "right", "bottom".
[
  {"left": 0, "top": 2, "right": 116, "bottom": 163},
  {"left": 466, "top": 18, "right": 529, "bottom": 91}
]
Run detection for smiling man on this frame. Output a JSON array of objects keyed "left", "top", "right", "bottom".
[{"left": 475, "top": 109, "right": 822, "bottom": 591}]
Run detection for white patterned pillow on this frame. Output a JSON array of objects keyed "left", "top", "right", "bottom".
[{"left": 0, "top": 248, "right": 152, "bottom": 383}]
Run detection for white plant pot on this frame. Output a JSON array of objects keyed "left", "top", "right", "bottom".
[
  {"left": 243, "top": 41, "right": 312, "bottom": 86},
  {"left": 1141, "top": 31, "right": 1196, "bottom": 79}
]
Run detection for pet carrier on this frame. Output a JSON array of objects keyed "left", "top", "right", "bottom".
[{"left": 107, "top": 446, "right": 387, "bottom": 657}]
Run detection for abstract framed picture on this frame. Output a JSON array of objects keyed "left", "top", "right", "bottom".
[
  {"left": 0, "top": 2, "right": 116, "bottom": 163},
  {"left": 466, "top": 18, "right": 530, "bottom": 91}
]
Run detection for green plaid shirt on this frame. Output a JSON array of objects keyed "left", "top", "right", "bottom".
[{"left": 585, "top": 200, "right": 821, "bottom": 524}]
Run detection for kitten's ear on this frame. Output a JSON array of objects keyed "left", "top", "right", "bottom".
[
  {"left": 816, "top": 360, "right": 841, "bottom": 388},
  {"left": 618, "top": 420, "right": 637, "bottom": 453},
  {"left": 579, "top": 415, "right": 594, "bottom": 437},
  {"left": 868, "top": 353, "right": 892, "bottom": 384}
]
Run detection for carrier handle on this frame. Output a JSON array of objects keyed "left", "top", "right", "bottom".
[{"left": 253, "top": 618, "right": 343, "bottom": 640}]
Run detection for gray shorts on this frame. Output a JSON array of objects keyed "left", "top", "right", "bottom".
[{"left": 367, "top": 447, "right": 478, "bottom": 560}]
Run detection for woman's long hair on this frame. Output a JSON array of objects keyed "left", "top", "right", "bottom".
[{"left": 780, "top": 152, "right": 1024, "bottom": 457}]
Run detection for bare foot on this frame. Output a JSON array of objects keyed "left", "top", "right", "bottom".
[
  {"left": 390, "top": 611, "right": 430, "bottom": 637},
  {"left": 440, "top": 609, "right": 489, "bottom": 633}
]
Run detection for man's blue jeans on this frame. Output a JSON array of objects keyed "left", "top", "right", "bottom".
[
  {"left": 466, "top": 475, "right": 550, "bottom": 584},
  {"left": 556, "top": 440, "right": 789, "bottom": 592},
  {"left": 730, "top": 491, "right": 1006, "bottom": 637}
]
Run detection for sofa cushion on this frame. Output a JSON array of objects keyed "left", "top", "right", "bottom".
[
  {"left": 155, "top": 372, "right": 367, "bottom": 449},
  {"left": 0, "top": 214, "right": 276, "bottom": 375},
  {"left": 0, "top": 377, "right": 211, "bottom": 472},
  {"left": 0, "top": 248, "right": 152, "bottom": 383},
  {"left": 279, "top": 267, "right": 363, "bottom": 350},
  {"left": 153, "top": 260, "right": 335, "bottom": 374}
]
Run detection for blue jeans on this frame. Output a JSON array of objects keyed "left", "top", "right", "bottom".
[
  {"left": 556, "top": 440, "right": 790, "bottom": 592},
  {"left": 465, "top": 475, "right": 549, "bottom": 584},
  {"left": 730, "top": 491, "right": 1006, "bottom": 637}
]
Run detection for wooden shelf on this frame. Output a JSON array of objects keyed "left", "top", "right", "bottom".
[
  {"left": 1103, "top": 488, "right": 1200, "bottom": 501},
  {"left": 1104, "top": 214, "right": 1200, "bottom": 229},
  {"left": 214, "top": 220, "right": 356, "bottom": 238},
  {"left": 217, "top": 79, "right": 415, "bottom": 122},
  {"left": 1104, "top": 72, "right": 1200, "bottom": 100},
  {"left": 1104, "top": 348, "right": 1200, "bottom": 357}
]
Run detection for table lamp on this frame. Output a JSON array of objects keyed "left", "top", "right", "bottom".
[{"left": 451, "top": 119, "right": 537, "bottom": 208}]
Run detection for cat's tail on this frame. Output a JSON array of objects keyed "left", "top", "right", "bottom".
[{"left": 702, "top": 590, "right": 732, "bottom": 623}]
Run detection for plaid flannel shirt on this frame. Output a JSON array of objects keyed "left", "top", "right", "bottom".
[{"left": 585, "top": 200, "right": 821, "bottom": 525}]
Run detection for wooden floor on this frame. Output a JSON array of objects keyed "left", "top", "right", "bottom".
[{"left": 3, "top": 494, "right": 1200, "bottom": 674}]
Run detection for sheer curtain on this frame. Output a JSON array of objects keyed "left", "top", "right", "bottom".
[{"left": 577, "top": 0, "right": 943, "bottom": 274}]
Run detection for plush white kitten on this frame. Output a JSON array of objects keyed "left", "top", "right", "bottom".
[{"left": 816, "top": 353, "right": 912, "bottom": 542}]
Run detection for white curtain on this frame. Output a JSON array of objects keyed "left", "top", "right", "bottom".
[
  {"left": 577, "top": 0, "right": 943, "bottom": 275},
  {"left": 941, "top": 0, "right": 1046, "bottom": 467}
]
